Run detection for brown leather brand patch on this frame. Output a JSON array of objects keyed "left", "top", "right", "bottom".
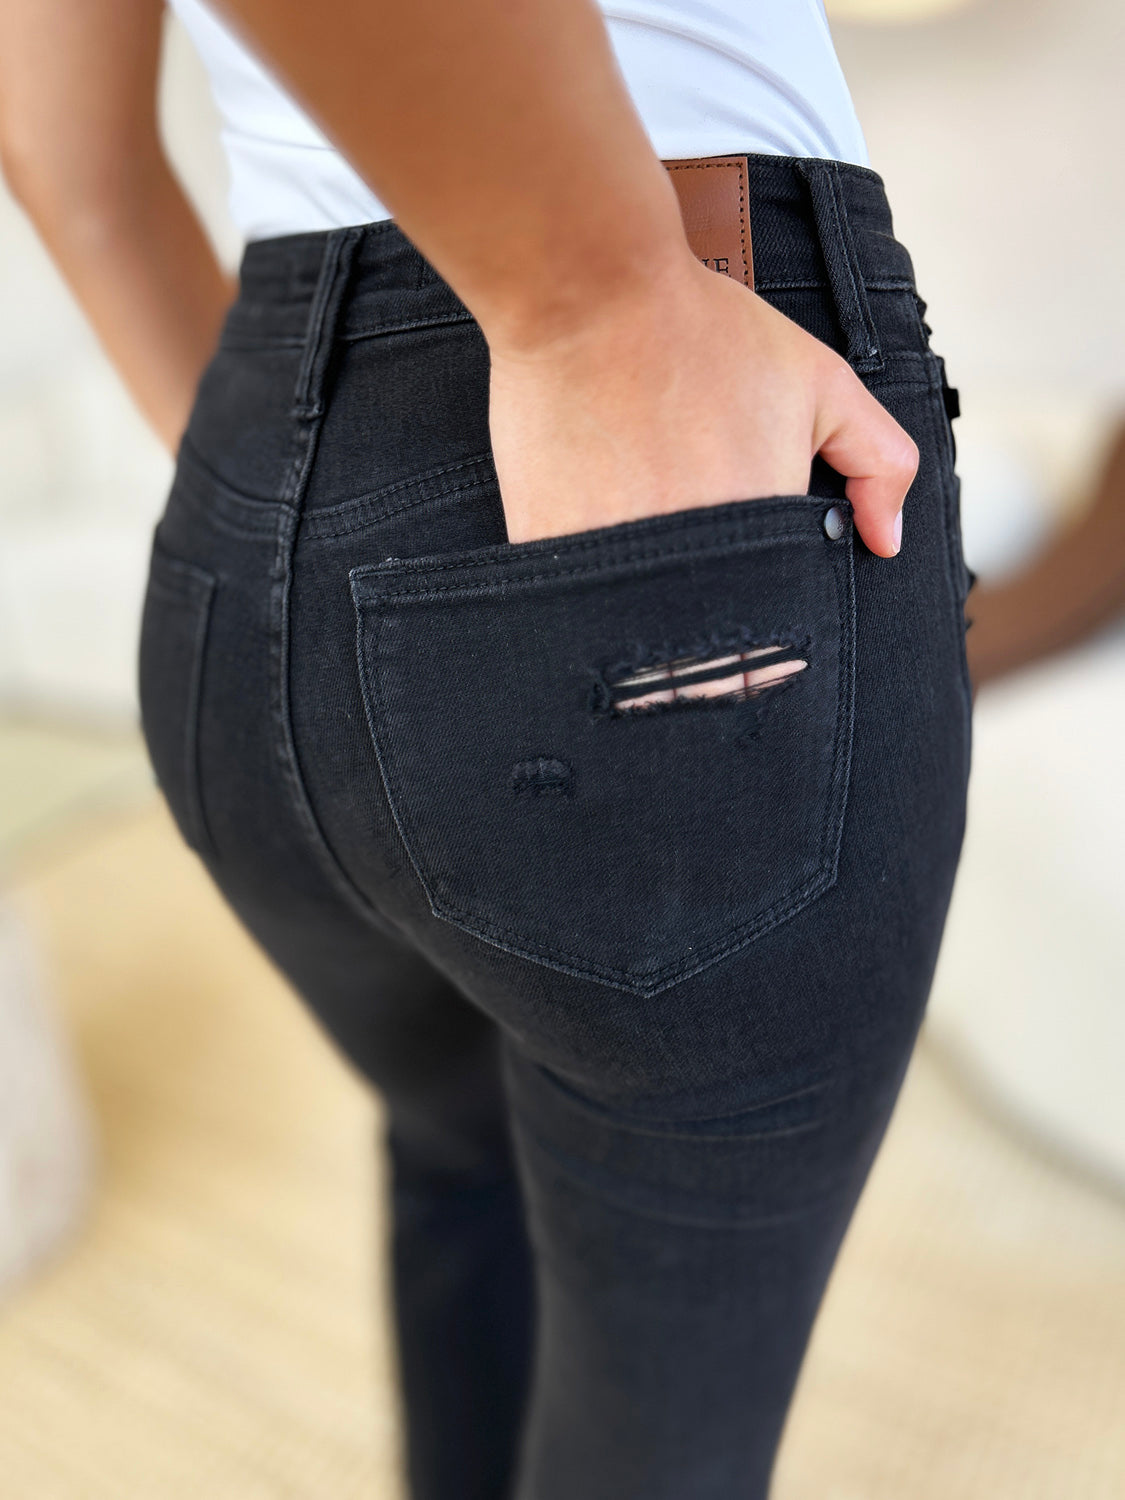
[{"left": 662, "top": 155, "right": 754, "bottom": 290}]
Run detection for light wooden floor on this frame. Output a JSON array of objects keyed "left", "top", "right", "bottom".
[{"left": 2, "top": 787, "right": 1123, "bottom": 1498}]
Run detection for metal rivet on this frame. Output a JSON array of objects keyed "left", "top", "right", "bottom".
[{"left": 823, "top": 506, "right": 847, "bottom": 541}]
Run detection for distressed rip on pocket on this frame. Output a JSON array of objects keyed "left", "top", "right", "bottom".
[{"left": 350, "top": 495, "right": 856, "bottom": 996}]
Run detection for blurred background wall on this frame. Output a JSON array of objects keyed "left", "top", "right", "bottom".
[
  {"left": 835, "top": 0, "right": 1125, "bottom": 1192},
  {"left": 0, "top": 20, "right": 235, "bottom": 724}
]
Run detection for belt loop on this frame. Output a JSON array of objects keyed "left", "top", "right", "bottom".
[
  {"left": 797, "top": 160, "right": 883, "bottom": 375},
  {"left": 291, "top": 225, "right": 364, "bottom": 420}
]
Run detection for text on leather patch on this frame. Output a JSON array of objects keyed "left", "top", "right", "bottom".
[{"left": 662, "top": 155, "right": 754, "bottom": 289}]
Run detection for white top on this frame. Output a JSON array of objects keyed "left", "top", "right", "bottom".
[{"left": 168, "top": 0, "right": 870, "bottom": 243}]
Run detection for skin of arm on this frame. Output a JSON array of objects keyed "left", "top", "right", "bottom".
[
  {"left": 3, "top": 0, "right": 916, "bottom": 550},
  {"left": 0, "top": 0, "right": 234, "bottom": 453},
  {"left": 967, "top": 420, "right": 1125, "bottom": 689},
  {"left": 208, "top": 0, "right": 917, "bottom": 553}
]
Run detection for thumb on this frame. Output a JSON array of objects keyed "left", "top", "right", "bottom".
[{"left": 813, "top": 364, "right": 918, "bottom": 558}]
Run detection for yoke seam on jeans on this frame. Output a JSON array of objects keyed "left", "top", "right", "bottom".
[
  {"left": 307, "top": 453, "right": 490, "bottom": 515},
  {"left": 339, "top": 311, "right": 477, "bottom": 344},
  {"left": 178, "top": 431, "right": 298, "bottom": 517},
  {"left": 303, "top": 475, "right": 501, "bottom": 540},
  {"left": 300, "top": 453, "right": 496, "bottom": 532},
  {"left": 219, "top": 335, "right": 308, "bottom": 353},
  {"left": 171, "top": 485, "right": 291, "bottom": 544}
]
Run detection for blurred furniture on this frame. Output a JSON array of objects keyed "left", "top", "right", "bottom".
[
  {"left": 0, "top": 895, "right": 94, "bottom": 1296},
  {"left": 927, "top": 635, "right": 1125, "bottom": 1187}
]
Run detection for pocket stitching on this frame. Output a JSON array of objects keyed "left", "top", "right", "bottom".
[
  {"left": 352, "top": 530, "right": 856, "bottom": 997},
  {"left": 353, "top": 497, "right": 835, "bottom": 590},
  {"left": 142, "top": 549, "right": 218, "bottom": 859},
  {"left": 357, "top": 529, "right": 824, "bottom": 608}
]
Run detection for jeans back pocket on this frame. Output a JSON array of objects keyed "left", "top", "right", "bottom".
[
  {"left": 138, "top": 545, "right": 217, "bottom": 859},
  {"left": 351, "top": 496, "right": 855, "bottom": 995}
]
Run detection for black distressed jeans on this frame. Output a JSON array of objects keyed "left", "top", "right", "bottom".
[{"left": 139, "top": 153, "right": 972, "bottom": 1500}]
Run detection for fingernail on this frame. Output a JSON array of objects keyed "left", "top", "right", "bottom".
[{"left": 892, "top": 510, "right": 903, "bottom": 554}]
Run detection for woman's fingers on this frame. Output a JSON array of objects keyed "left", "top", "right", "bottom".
[
  {"left": 486, "top": 267, "right": 921, "bottom": 551},
  {"left": 813, "top": 360, "right": 919, "bottom": 558}
]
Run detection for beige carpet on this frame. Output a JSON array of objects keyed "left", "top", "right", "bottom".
[{"left": 2, "top": 799, "right": 1123, "bottom": 1498}]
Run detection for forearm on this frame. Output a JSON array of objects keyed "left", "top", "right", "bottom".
[
  {"left": 0, "top": 0, "right": 233, "bottom": 451},
  {"left": 967, "top": 542, "right": 1125, "bottom": 687},
  {"left": 968, "top": 424, "right": 1125, "bottom": 687},
  {"left": 213, "top": 0, "right": 694, "bottom": 349},
  {"left": 15, "top": 154, "right": 234, "bottom": 450}
]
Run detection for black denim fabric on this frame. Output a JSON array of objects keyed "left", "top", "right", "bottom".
[{"left": 139, "top": 153, "right": 972, "bottom": 1500}]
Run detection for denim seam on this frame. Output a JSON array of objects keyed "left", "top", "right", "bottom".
[
  {"left": 359, "top": 528, "right": 816, "bottom": 599},
  {"left": 862, "top": 350, "right": 928, "bottom": 364},
  {"left": 798, "top": 159, "right": 884, "bottom": 374},
  {"left": 145, "top": 550, "right": 218, "bottom": 860},
  {"left": 176, "top": 434, "right": 296, "bottom": 529},
  {"left": 291, "top": 228, "right": 361, "bottom": 418},
  {"left": 219, "top": 335, "right": 308, "bottom": 353},
  {"left": 302, "top": 474, "right": 498, "bottom": 540},
  {"left": 225, "top": 296, "right": 917, "bottom": 348},
  {"left": 351, "top": 532, "right": 855, "bottom": 997},
  {"left": 172, "top": 506, "right": 284, "bottom": 545},
  {"left": 305, "top": 453, "right": 491, "bottom": 517},
  {"left": 353, "top": 501, "right": 832, "bottom": 584},
  {"left": 754, "top": 277, "right": 914, "bottom": 293},
  {"left": 299, "top": 453, "right": 496, "bottom": 533},
  {"left": 223, "top": 320, "right": 475, "bottom": 355},
  {"left": 339, "top": 311, "right": 476, "bottom": 344},
  {"left": 779, "top": 153, "right": 885, "bottom": 187},
  {"left": 170, "top": 486, "right": 291, "bottom": 544},
  {"left": 827, "top": 162, "right": 883, "bottom": 372},
  {"left": 266, "top": 228, "right": 409, "bottom": 931}
]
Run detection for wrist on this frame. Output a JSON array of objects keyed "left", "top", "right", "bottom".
[
  {"left": 480, "top": 236, "right": 707, "bottom": 361},
  {"left": 472, "top": 165, "right": 702, "bottom": 357}
]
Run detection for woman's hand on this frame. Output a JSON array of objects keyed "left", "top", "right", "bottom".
[
  {"left": 204, "top": 1, "right": 913, "bottom": 557},
  {"left": 488, "top": 254, "right": 917, "bottom": 557}
]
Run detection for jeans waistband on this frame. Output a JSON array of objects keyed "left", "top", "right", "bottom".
[{"left": 226, "top": 152, "right": 917, "bottom": 359}]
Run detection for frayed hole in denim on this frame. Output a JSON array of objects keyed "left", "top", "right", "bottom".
[{"left": 604, "top": 645, "right": 808, "bottom": 714}]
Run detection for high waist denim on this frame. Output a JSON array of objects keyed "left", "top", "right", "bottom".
[{"left": 139, "top": 152, "right": 972, "bottom": 1500}]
